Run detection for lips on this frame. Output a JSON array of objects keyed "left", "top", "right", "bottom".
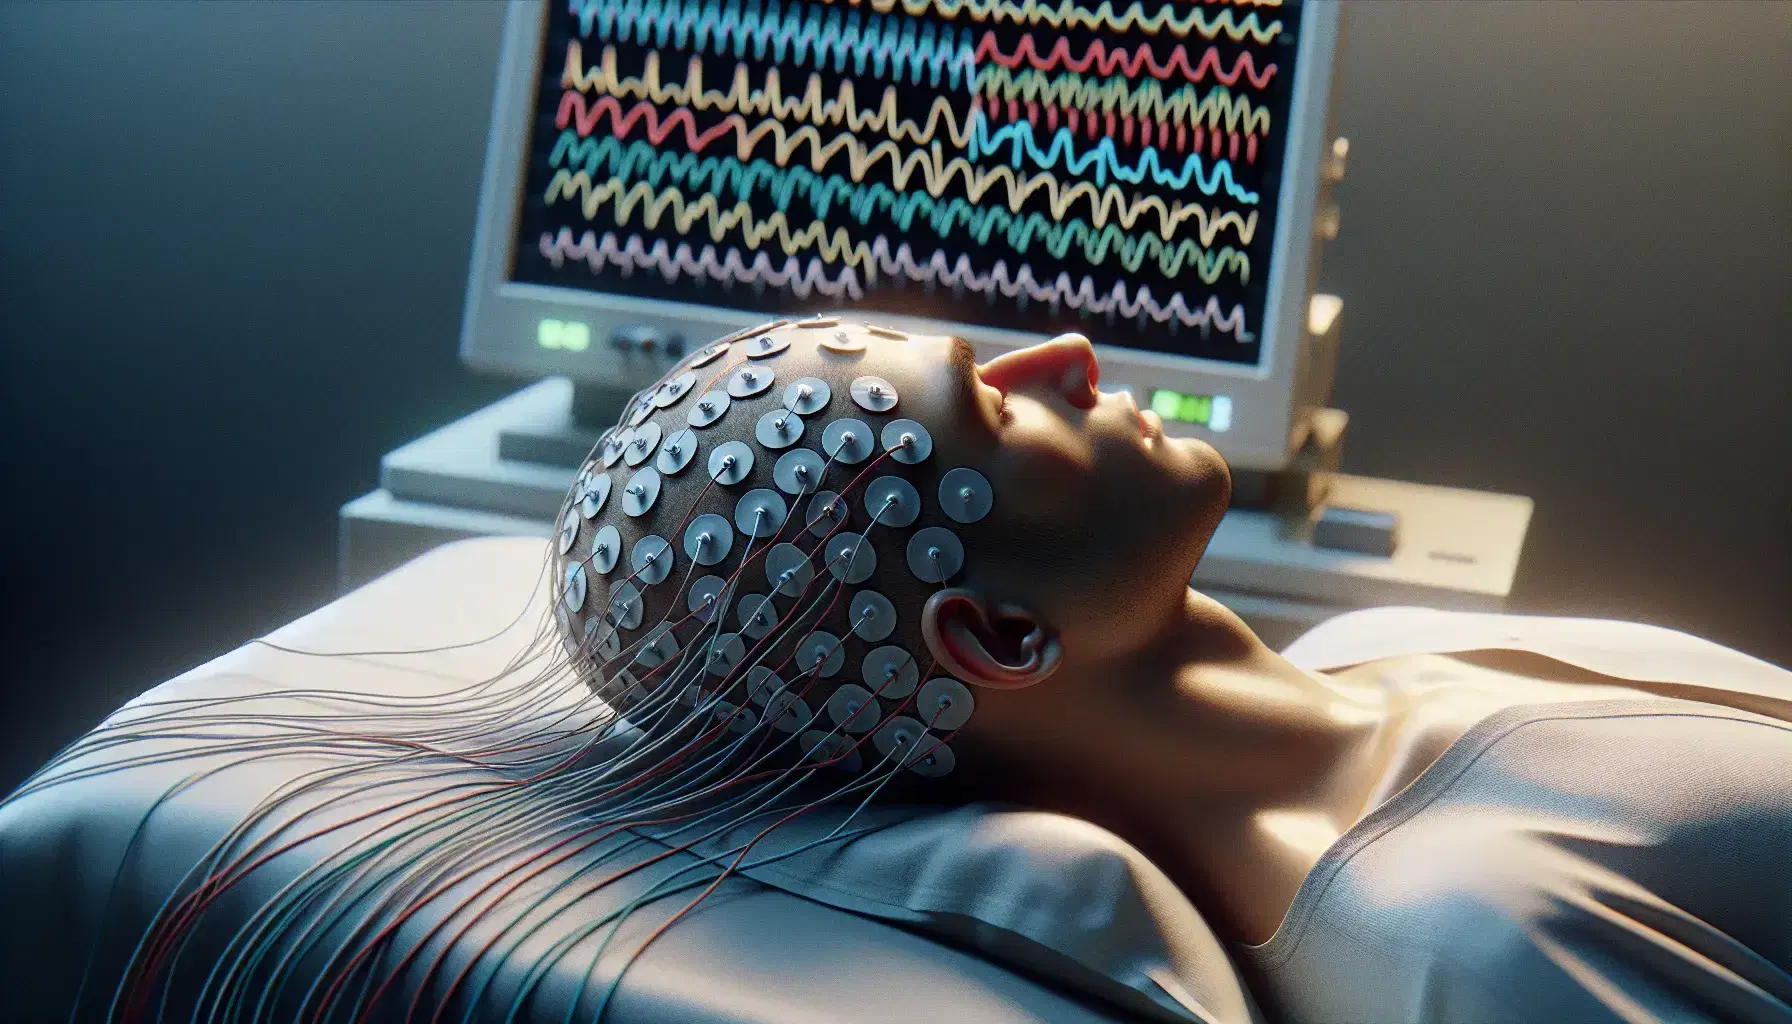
[
  {"left": 1114, "top": 390, "right": 1160, "bottom": 440},
  {"left": 1139, "top": 407, "right": 1164, "bottom": 440}
]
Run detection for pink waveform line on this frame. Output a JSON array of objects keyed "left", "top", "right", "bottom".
[
  {"left": 974, "top": 33, "right": 1277, "bottom": 89},
  {"left": 982, "top": 96, "right": 1260, "bottom": 163},
  {"left": 541, "top": 230, "right": 866, "bottom": 301},
  {"left": 539, "top": 229, "right": 1254, "bottom": 337},
  {"left": 555, "top": 93, "right": 741, "bottom": 148}
]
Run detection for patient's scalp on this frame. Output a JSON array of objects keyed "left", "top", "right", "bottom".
[{"left": 551, "top": 318, "right": 996, "bottom": 781}]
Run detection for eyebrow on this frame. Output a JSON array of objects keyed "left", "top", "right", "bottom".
[
  {"left": 946, "top": 335, "right": 1002, "bottom": 433},
  {"left": 946, "top": 336, "right": 978, "bottom": 393}
]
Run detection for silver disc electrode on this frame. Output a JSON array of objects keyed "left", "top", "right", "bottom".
[
  {"left": 629, "top": 535, "right": 674, "bottom": 585},
  {"left": 826, "top": 534, "right": 877, "bottom": 583},
  {"left": 634, "top": 623, "right": 679, "bottom": 668},
  {"left": 653, "top": 371, "right": 697, "bottom": 408},
  {"left": 849, "top": 591, "right": 897, "bottom": 642},
  {"left": 705, "top": 632, "right": 747, "bottom": 675},
  {"left": 939, "top": 467, "right": 993, "bottom": 523},
  {"left": 623, "top": 421, "right": 662, "bottom": 467},
  {"left": 910, "top": 742, "right": 955, "bottom": 777},
  {"left": 806, "top": 490, "right": 848, "bottom": 538},
  {"left": 605, "top": 581, "right": 645, "bottom": 630},
  {"left": 727, "top": 366, "right": 776, "bottom": 398},
  {"left": 754, "top": 408, "right": 805, "bottom": 449},
  {"left": 864, "top": 476, "right": 921, "bottom": 527},
  {"left": 764, "top": 691, "right": 813, "bottom": 733},
  {"left": 746, "top": 666, "right": 785, "bottom": 704},
  {"left": 595, "top": 622, "right": 621, "bottom": 662},
  {"left": 773, "top": 449, "right": 825, "bottom": 495},
  {"left": 562, "top": 561, "right": 588, "bottom": 613},
  {"left": 881, "top": 419, "right": 933, "bottom": 464},
  {"left": 861, "top": 645, "right": 920, "bottom": 699},
  {"left": 686, "top": 342, "right": 729, "bottom": 368},
  {"left": 850, "top": 376, "right": 898, "bottom": 413},
  {"left": 821, "top": 329, "right": 866, "bottom": 353},
  {"left": 718, "top": 319, "right": 787, "bottom": 348},
  {"left": 689, "top": 391, "right": 730, "bottom": 428},
  {"left": 599, "top": 429, "right": 629, "bottom": 468},
  {"left": 735, "top": 593, "right": 781, "bottom": 639},
  {"left": 825, "top": 682, "right": 879, "bottom": 733},
  {"left": 590, "top": 524, "right": 622, "bottom": 573},
  {"left": 687, "top": 575, "right": 730, "bottom": 622},
  {"left": 578, "top": 473, "right": 613, "bottom": 519},
  {"left": 917, "top": 677, "right": 973, "bottom": 730},
  {"left": 683, "top": 514, "right": 734, "bottom": 566},
  {"left": 797, "top": 631, "right": 847, "bottom": 678},
  {"left": 801, "top": 730, "right": 862, "bottom": 773},
  {"left": 656, "top": 428, "right": 698, "bottom": 474},
  {"left": 907, "top": 527, "right": 964, "bottom": 582},
  {"left": 783, "top": 377, "right": 831, "bottom": 415},
  {"left": 621, "top": 467, "right": 661, "bottom": 516},
  {"left": 714, "top": 701, "right": 758, "bottom": 735},
  {"left": 708, "top": 440, "right": 754, "bottom": 484},
  {"left": 734, "top": 488, "right": 788, "bottom": 537},
  {"left": 764, "top": 542, "right": 814, "bottom": 596},
  {"left": 627, "top": 396, "right": 655, "bottom": 427},
  {"left": 795, "top": 314, "right": 841, "bottom": 329},
  {"left": 821, "top": 419, "right": 874, "bottom": 464},
  {"left": 873, "top": 716, "right": 929, "bottom": 765},
  {"left": 557, "top": 509, "right": 580, "bottom": 555},
  {"left": 745, "top": 332, "right": 790, "bottom": 359}
]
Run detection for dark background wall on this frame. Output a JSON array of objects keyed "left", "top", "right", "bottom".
[{"left": 2, "top": 1, "right": 1788, "bottom": 793}]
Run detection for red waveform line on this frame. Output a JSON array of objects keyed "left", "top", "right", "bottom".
[
  {"left": 981, "top": 96, "right": 1260, "bottom": 163},
  {"left": 974, "top": 33, "right": 1277, "bottom": 89},
  {"left": 556, "top": 93, "right": 739, "bottom": 148}
]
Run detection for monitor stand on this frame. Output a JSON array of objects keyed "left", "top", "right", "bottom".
[
  {"left": 494, "top": 381, "right": 631, "bottom": 469},
  {"left": 343, "top": 379, "right": 1531, "bottom": 650}
]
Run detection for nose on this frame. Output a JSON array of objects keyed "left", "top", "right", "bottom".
[{"left": 976, "top": 333, "right": 1099, "bottom": 410}]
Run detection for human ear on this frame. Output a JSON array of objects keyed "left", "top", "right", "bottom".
[{"left": 921, "top": 588, "right": 1063, "bottom": 690}]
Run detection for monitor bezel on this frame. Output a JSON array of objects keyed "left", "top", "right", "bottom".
[{"left": 461, "top": 0, "right": 1342, "bottom": 471}]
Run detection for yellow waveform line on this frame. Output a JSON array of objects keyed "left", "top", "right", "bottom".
[
  {"left": 549, "top": 168, "right": 1257, "bottom": 248},
  {"left": 563, "top": 42, "right": 978, "bottom": 148},
  {"left": 542, "top": 177, "right": 1250, "bottom": 282},
  {"left": 974, "top": 67, "right": 1271, "bottom": 135},
  {"left": 836, "top": 0, "right": 1282, "bottom": 40}
]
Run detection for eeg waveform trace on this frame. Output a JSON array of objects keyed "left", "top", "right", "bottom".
[{"left": 511, "top": 0, "right": 1303, "bottom": 365}]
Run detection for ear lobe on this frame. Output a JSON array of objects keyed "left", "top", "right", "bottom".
[{"left": 921, "top": 588, "right": 1062, "bottom": 690}]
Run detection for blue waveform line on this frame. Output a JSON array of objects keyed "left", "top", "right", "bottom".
[
  {"left": 968, "top": 117, "right": 1257, "bottom": 200},
  {"left": 569, "top": 0, "right": 976, "bottom": 88}
]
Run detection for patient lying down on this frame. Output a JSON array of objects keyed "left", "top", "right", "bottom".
[{"left": 8, "top": 321, "right": 1791, "bottom": 1023}]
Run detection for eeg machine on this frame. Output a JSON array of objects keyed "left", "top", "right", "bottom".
[{"left": 341, "top": 0, "right": 1533, "bottom": 647}]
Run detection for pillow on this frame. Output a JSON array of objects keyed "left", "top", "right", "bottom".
[{"left": 645, "top": 802, "right": 1264, "bottom": 1024}]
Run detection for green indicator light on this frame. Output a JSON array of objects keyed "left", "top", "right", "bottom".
[
  {"left": 537, "top": 318, "right": 590, "bottom": 352},
  {"left": 1179, "top": 394, "right": 1212, "bottom": 424},
  {"left": 1148, "top": 389, "right": 1232, "bottom": 433}
]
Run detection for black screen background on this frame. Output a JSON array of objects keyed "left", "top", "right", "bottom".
[{"left": 510, "top": 1, "right": 1304, "bottom": 366}]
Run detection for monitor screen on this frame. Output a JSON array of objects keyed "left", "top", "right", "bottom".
[{"left": 506, "top": 0, "right": 1305, "bottom": 368}]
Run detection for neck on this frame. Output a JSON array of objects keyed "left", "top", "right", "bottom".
[{"left": 991, "top": 589, "right": 1394, "bottom": 943}]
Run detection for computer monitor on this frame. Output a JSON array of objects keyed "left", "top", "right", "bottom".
[{"left": 461, "top": 0, "right": 1344, "bottom": 470}]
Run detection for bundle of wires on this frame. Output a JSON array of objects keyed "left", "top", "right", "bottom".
[{"left": 5, "top": 317, "right": 989, "bottom": 1023}]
